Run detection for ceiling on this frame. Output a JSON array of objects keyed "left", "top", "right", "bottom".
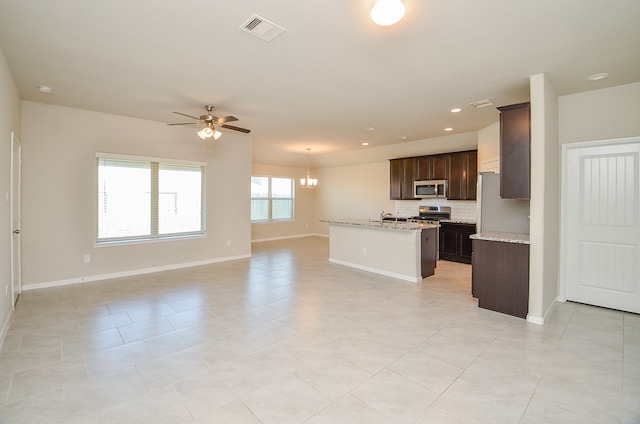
[{"left": 1, "top": 0, "right": 639, "bottom": 167}]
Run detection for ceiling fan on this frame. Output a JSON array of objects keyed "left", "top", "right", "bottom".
[{"left": 167, "top": 105, "right": 251, "bottom": 140}]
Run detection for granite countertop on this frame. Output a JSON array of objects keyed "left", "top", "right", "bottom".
[
  {"left": 321, "top": 219, "right": 439, "bottom": 231},
  {"left": 440, "top": 219, "right": 477, "bottom": 225},
  {"left": 470, "top": 232, "right": 530, "bottom": 244}
]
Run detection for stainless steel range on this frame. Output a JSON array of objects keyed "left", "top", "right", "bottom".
[
  {"left": 408, "top": 206, "right": 451, "bottom": 259},
  {"left": 407, "top": 206, "right": 451, "bottom": 224}
]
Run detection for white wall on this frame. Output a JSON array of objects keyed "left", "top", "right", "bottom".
[
  {"left": 477, "top": 122, "right": 500, "bottom": 171},
  {"left": 316, "top": 161, "right": 396, "bottom": 235},
  {"left": 20, "top": 102, "right": 252, "bottom": 288},
  {"left": 251, "top": 163, "right": 318, "bottom": 241},
  {"left": 529, "top": 73, "right": 559, "bottom": 324},
  {"left": 559, "top": 82, "right": 640, "bottom": 143},
  {"left": 0, "top": 45, "right": 22, "bottom": 344}
]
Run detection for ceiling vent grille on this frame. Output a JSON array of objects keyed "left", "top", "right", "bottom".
[
  {"left": 239, "top": 14, "right": 286, "bottom": 41},
  {"left": 469, "top": 99, "right": 494, "bottom": 108}
]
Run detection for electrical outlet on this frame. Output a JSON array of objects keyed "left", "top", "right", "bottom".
[
  {"left": 83, "top": 254, "right": 91, "bottom": 263},
  {"left": 5, "top": 284, "right": 8, "bottom": 296},
  {"left": 226, "top": 240, "right": 232, "bottom": 247},
  {"left": 362, "top": 247, "right": 367, "bottom": 255}
]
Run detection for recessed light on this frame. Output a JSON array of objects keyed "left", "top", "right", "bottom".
[
  {"left": 444, "top": 128, "right": 453, "bottom": 132},
  {"left": 365, "top": 127, "right": 376, "bottom": 131},
  {"left": 361, "top": 142, "right": 369, "bottom": 146},
  {"left": 587, "top": 72, "right": 609, "bottom": 81},
  {"left": 38, "top": 85, "right": 53, "bottom": 93},
  {"left": 399, "top": 136, "right": 408, "bottom": 140},
  {"left": 450, "top": 108, "right": 462, "bottom": 113}
]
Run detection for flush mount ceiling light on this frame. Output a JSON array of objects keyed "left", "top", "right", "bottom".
[
  {"left": 300, "top": 148, "right": 318, "bottom": 189},
  {"left": 38, "top": 85, "right": 53, "bottom": 93},
  {"left": 587, "top": 72, "right": 609, "bottom": 81},
  {"left": 370, "top": 0, "right": 405, "bottom": 26}
]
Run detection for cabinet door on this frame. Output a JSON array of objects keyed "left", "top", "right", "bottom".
[
  {"left": 447, "top": 151, "right": 477, "bottom": 200},
  {"left": 430, "top": 155, "right": 448, "bottom": 180},
  {"left": 464, "top": 151, "right": 478, "bottom": 200},
  {"left": 458, "top": 224, "right": 476, "bottom": 262},
  {"left": 446, "top": 153, "right": 464, "bottom": 200},
  {"left": 401, "top": 158, "right": 416, "bottom": 199},
  {"left": 389, "top": 159, "right": 402, "bottom": 200},
  {"left": 439, "top": 225, "right": 459, "bottom": 259},
  {"left": 499, "top": 102, "right": 530, "bottom": 199},
  {"left": 415, "top": 156, "right": 430, "bottom": 181}
]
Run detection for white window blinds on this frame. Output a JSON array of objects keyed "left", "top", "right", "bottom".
[{"left": 97, "top": 155, "right": 206, "bottom": 243}]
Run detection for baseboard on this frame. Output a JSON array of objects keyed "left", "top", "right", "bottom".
[
  {"left": 22, "top": 253, "right": 252, "bottom": 291},
  {"left": 526, "top": 298, "right": 558, "bottom": 326},
  {"left": 0, "top": 307, "right": 12, "bottom": 351},
  {"left": 328, "top": 258, "right": 420, "bottom": 283},
  {"left": 252, "top": 233, "right": 326, "bottom": 243}
]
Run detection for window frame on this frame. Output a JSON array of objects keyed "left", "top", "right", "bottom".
[
  {"left": 96, "top": 153, "right": 207, "bottom": 245},
  {"left": 250, "top": 175, "right": 295, "bottom": 223}
]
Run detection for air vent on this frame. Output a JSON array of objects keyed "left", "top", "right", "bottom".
[
  {"left": 469, "top": 99, "right": 494, "bottom": 108},
  {"left": 239, "top": 14, "right": 286, "bottom": 41}
]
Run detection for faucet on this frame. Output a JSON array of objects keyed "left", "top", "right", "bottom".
[{"left": 380, "top": 211, "right": 394, "bottom": 222}]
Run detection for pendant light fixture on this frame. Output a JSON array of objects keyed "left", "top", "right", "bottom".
[
  {"left": 300, "top": 147, "right": 318, "bottom": 189},
  {"left": 370, "top": 0, "right": 406, "bottom": 26}
]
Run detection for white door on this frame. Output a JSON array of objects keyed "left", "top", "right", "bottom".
[
  {"left": 10, "top": 132, "right": 22, "bottom": 309},
  {"left": 563, "top": 137, "right": 640, "bottom": 313}
]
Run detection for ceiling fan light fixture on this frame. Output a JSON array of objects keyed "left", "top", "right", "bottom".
[
  {"left": 197, "top": 127, "right": 214, "bottom": 140},
  {"left": 212, "top": 129, "right": 222, "bottom": 140},
  {"left": 371, "top": 0, "right": 405, "bottom": 26}
]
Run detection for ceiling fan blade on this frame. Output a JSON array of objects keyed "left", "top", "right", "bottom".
[
  {"left": 166, "top": 122, "right": 199, "bottom": 126},
  {"left": 215, "top": 116, "right": 239, "bottom": 125},
  {"left": 173, "top": 111, "right": 200, "bottom": 120},
  {"left": 220, "top": 124, "right": 251, "bottom": 134}
]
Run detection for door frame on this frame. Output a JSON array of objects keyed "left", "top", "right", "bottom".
[
  {"left": 559, "top": 135, "right": 640, "bottom": 304},
  {"left": 10, "top": 131, "right": 22, "bottom": 309}
]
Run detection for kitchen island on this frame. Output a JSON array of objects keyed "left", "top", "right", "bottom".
[{"left": 321, "top": 219, "right": 438, "bottom": 283}]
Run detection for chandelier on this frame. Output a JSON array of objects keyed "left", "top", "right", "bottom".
[{"left": 300, "top": 147, "right": 318, "bottom": 189}]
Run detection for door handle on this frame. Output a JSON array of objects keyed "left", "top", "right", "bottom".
[{"left": 13, "top": 229, "right": 20, "bottom": 234}]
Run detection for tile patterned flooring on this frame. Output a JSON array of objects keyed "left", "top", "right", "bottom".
[{"left": 1, "top": 236, "right": 639, "bottom": 423}]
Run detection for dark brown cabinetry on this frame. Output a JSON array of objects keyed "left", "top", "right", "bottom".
[
  {"left": 446, "top": 150, "right": 477, "bottom": 200},
  {"left": 390, "top": 151, "right": 477, "bottom": 200},
  {"left": 472, "top": 239, "right": 529, "bottom": 318},
  {"left": 439, "top": 222, "right": 475, "bottom": 264},
  {"left": 389, "top": 158, "right": 416, "bottom": 200},
  {"left": 498, "top": 102, "right": 530, "bottom": 199},
  {"left": 421, "top": 227, "right": 437, "bottom": 278},
  {"left": 416, "top": 154, "right": 447, "bottom": 180}
]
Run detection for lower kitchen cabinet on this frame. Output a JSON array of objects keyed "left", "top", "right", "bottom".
[
  {"left": 421, "top": 227, "right": 437, "bottom": 278},
  {"left": 439, "top": 222, "right": 475, "bottom": 264},
  {"left": 472, "top": 239, "right": 530, "bottom": 319}
]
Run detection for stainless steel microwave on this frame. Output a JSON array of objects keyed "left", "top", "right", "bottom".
[{"left": 413, "top": 180, "right": 447, "bottom": 199}]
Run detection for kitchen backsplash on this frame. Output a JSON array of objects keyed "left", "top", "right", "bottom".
[{"left": 395, "top": 199, "right": 478, "bottom": 222}]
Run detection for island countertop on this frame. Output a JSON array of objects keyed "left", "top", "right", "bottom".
[
  {"left": 320, "top": 219, "right": 439, "bottom": 231},
  {"left": 470, "top": 231, "right": 530, "bottom": 244}
]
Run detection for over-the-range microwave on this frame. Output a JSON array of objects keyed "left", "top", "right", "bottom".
[{"left": 413, "top": 179, "right": 447, "bottom": 199}]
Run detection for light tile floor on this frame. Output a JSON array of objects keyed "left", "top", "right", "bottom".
[{"left": 1, "top": 236, "right": 639, "bottom": 423}]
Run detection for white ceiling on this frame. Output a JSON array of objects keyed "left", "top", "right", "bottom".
[{"left": 1, "top": 0, "right": 639, "bottom": 167}]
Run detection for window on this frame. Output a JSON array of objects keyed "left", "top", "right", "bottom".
[
  {"left": 251, "top": 176, "right": 294, "bottom": 222},
  {"left": 97, "top": 154, "right": 206, "bottom": 243}
]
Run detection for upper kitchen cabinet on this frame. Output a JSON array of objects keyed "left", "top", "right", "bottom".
[
  {"left": 498, "top": 102, "right": 531, "bottom": 199},
  {"left": 446, "top": 150, "right": 477, "bottom": 200},
  {"left": 389, "top": 158, "right": 416, "bottom": 200},
  {"left": 416, "top": 154, "right": 447, "bottom": 180}
]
